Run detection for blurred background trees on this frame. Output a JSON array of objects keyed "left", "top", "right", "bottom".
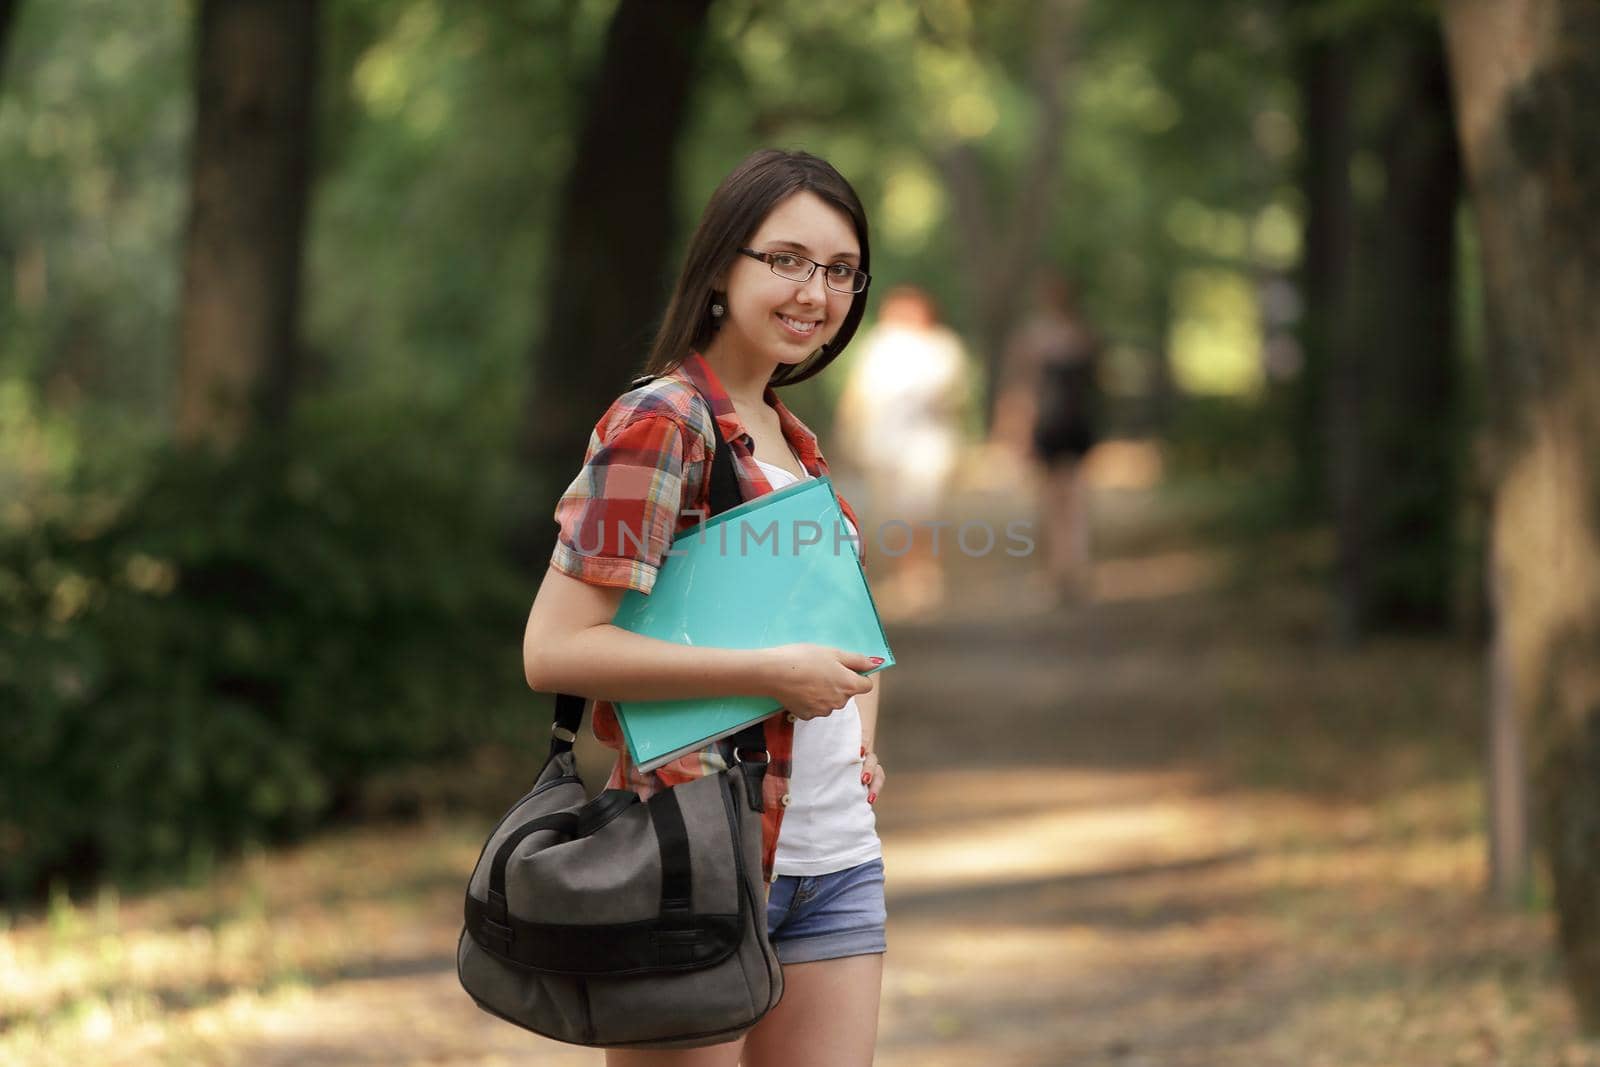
[{"left": 2, "top": 0, "right": 1597, "bottom": 1033}]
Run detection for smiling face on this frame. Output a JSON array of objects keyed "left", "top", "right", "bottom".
[{"left": 711, "top": 190, "right": 862, "bottom": 371}]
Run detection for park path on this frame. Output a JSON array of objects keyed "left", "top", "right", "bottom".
[
  {"left": 242, "top": 589, "right": 1278, "bottom": 1067},
  {"left": 193, "top": 449, "right": 1458, "bottom": 1066},
  {"left": 213, "top": 555, "right": 1272, "bottom": 1067},
  {"left": 215, "top": 456, "right": 1287, "bottom": 1067}
]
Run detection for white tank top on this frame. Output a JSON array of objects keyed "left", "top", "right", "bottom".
[{"left": 754, "top": 457, "right": 883, "bottom": 876}]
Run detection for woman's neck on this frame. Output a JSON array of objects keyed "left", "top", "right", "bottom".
[{"left": 701, "top": 338, "right": 776, "bottom": 414}]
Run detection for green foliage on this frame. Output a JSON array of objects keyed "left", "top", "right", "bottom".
[
  {"left": 0, "top": 0, "right": 191, "bottom": 414},
  {"left": 305, "top": 0, "right": 600, "bottom": 415},
  {"left": 1, "top": 0, "right": 1312, "bottom": 443},
  {"left": 0, "top": 403, "right": 535, "bottom": 904},
  {"left": 1163, "top": 393, "right": 1286, "bottom": 478},
  {"left": 1157, "top": 391, "right": 1305, "bottom": 547}
]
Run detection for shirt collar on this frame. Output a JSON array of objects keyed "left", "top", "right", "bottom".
[{"left": 671, "top": 350, "right": 822, "bottom": 471}]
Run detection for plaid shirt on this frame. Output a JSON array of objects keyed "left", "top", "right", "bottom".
[{"left": 549, "top": 350, "right": 866, "bottom": 883}]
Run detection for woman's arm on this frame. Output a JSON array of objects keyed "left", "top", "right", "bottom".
[
  {"left": 856, "top": 668, "right": 886, "bottom": 803},
  {"left": 523, "top": 565, "right": 878, "bottom": 715},
  {"left": 855, "top": 668, "right": 881, "bottom": 753}
]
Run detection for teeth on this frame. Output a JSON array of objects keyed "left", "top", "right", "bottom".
[{"left": 778, "top": 314, "right": 818, "bottom": 333}]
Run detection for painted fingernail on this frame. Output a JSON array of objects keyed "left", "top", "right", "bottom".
[
  {"left": 860, "top": 746, "right": 867, "bottom": 758},
  {"left": 869, "top": 657, "right": 884, "bottom": 665},
  {"left": 861, "top": 773, "right": 870, "bottom": 784},
  {"left": 867, "top": 793, "right": 877, "bottom": 804}
]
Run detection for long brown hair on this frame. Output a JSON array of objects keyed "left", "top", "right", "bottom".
[{"left": 639, "top": 148, "right": 872, "bottom": 387}]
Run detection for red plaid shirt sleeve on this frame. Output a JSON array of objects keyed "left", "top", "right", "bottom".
[{"left": 549, "top": 412, "right": 703, "bottom": 596}]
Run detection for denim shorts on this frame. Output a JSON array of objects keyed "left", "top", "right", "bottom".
[{"left": 765, "top": 857, "right": 887, "bottom": 965}]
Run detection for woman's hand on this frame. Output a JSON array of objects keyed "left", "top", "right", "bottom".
[
  {"left": 860, "top": 747, "right": 885, "bottom": 805},
  {"left": 760, "top": 644, "right": 881, "bottom": 721}
]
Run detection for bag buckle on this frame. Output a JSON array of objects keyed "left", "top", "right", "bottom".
[
  {"left": 732, "top": 746, "right": 769, "bottom": 766},
  {"left": 550, "top": 724, "right": 577, "bottom": 743}
]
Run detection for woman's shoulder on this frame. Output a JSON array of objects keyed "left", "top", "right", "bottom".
[{"left": 597, "top": 373, "right": 715, "bottom": 461}]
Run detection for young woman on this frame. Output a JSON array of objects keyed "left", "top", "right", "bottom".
[{"left": 522, "top": 149, "right": 889, "bottom": 1066}]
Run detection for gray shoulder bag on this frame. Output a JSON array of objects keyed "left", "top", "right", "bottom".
[{"left": 457, "top": 380, "right": 784, "bottom": 1050}]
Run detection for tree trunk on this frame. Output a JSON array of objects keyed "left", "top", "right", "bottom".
[
  {"left": 1320, "top": 20, "right": 1462, "bottom": 639},
  {"left": 1142, "top": 278, "right": 1174, "bottom": 434},
  {"left": 0, "top": 1, "right": 18, "bottom": 87},
  {"left": 175, "top": 0, "right": 319, "bottom": 450},
  {"left": 1294, "top": 33, "right": 1356, "bottom": 527},
  {"left": 508, "top": 0, "right": 714, "bottom": 572},
  {"left": 1361, "top": 24, "right": 1462, "bottom": 630},
  {"left": 1443, "top": 0, "right": 1600, "bottom": 1031}
]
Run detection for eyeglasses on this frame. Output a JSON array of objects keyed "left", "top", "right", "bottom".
[{"left": 738, "top": 247, "right": 870, "bottom": 294}]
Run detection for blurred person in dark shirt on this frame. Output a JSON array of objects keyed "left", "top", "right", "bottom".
[{"left": 995, "top": 270, "right": 1101, "bottom": 603}]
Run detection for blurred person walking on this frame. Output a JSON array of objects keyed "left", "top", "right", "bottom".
[
  {"left": 995, "top": 271, "right": 1102, "bottom": 603},
  {"left": 834, "top": 285, "right": 973, "bottom": 617}
]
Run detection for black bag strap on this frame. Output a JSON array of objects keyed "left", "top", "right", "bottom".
[
  {"left": 546, "top": 373, "right": 768, "bottom": 765},
  {"left": 647, "top": 786, "right": 694, "bottom": 914}
]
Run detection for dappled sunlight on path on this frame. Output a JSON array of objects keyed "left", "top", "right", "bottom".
[{"left": 881, "top": 768, "right": 1234, "bottom": 894}]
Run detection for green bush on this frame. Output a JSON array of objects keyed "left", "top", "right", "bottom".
[
  {"left": 1160, "top": 392, "right": 1290, "bottom": 480},
  {"left": 0, "top": 413, "right": 537, "bottom": 904}
]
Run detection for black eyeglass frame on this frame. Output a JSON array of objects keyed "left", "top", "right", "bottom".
[{"left": 737, "top": 247, "right": 871, "bottom": 295}]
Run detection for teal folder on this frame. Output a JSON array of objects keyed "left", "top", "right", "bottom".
[{"left": 610, "top": 475, "right": 894, "bottom": 772}]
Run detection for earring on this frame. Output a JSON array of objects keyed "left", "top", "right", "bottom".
[{"left": 711, "top": 302, "right": 725, "bottom": 318}]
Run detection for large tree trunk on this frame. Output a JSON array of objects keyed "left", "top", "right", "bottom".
[
  {"left": 175, "top": 0, "right": 318, "bottom": 450},
  {"left": 1443, "top": 0, "right": 1600, "bottom": 1031},
  {"left": 1318, "top": 20, "right": 1461, "bottom": 639},
  {"left": 1356, "top": 24, "right": 1462, "bottom": 631},
  {"left": 508, "top": 0, "right": 714, "bottom": 572}
]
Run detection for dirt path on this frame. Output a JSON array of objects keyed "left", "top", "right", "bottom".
[{"left": 7, "top": 453, "right": 1598, "bottom": 1066}]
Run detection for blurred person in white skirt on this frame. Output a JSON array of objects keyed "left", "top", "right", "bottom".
[{"left": 834, "top": 284, "right": 974, "bottom": 616}]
